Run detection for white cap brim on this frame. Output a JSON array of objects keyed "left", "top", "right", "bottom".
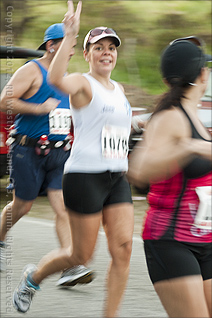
[{"left": 83, "top": 32, "right": 121, "bottom": 50}]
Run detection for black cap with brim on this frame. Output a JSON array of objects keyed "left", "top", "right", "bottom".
[{"left": 161, "top": 40, "right": 212, "bottom": 84}]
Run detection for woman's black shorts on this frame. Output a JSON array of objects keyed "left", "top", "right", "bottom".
[
  {"left": 144, "top": 239, "right": 212, "bottom": 284},
  {"left": 63, "top": 171, "right": 132, "bottom": 214}
]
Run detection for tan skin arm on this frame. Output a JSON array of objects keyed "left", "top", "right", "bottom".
[
  {"left": 127, "top": 107, "right": 212, "bottom": 187},
  {"left": 48, "top": 1, "right": 92, "bottom": 109},
  {"left": 0, "top": 61, "right": 60, "bottom": 115}
]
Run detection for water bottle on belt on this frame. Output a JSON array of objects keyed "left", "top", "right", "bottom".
[
  {"left": 35, "top": 135, "right": 50, "bottom": 156},
  {"left": 6, "top": 124, "right": 17, "bottom": 146},
  {"left": 63, "top": 132, "right": 74, "bottom": 151}
]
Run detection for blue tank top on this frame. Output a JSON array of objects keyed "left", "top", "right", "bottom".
[{"left": 14, "top": 60, "right": 70, "bottom": 141}]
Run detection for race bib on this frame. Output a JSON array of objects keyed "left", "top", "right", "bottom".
[
  {"left": 193, "top": 186, "right": 212, "bottom": 230},
  {"left": 49, "top": 108, "right": 71, "bottom": 135},
  {"left": 102, "top": 125, "right": 129, "bottom": 159}
]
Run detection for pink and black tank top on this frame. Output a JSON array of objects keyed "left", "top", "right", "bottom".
[{"left": 142, "top": 104, "right": 212, "bottom": 243}]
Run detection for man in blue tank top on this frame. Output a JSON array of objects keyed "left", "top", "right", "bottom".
[{"left": 0, "top": 23, "right": 94, "bottom": 286}]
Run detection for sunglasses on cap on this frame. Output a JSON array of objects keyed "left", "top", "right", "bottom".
[
  {"left": 169, "top": 36, "right": 205, "bottom": 48},
  {"left": 87, "top": 28, "right": 117, "bottom": 43}
]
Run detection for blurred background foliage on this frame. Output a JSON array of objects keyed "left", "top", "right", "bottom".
[{"left": 1, "top": 0, "right": 211, "bottom": 101}]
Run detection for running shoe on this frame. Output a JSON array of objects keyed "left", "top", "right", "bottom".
[
  {"left": 56, "top": 265, "right": 95, "bottom": 287},
  {"left": 13, "top": 264, "right": 40, "bottom": 313},
  {"left": 0, "top": 242, "right": 6, "bottom": 272}
]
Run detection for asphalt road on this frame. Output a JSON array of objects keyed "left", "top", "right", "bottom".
[{"left": 0, "top": 216, "right": 166, "bottom": 318}]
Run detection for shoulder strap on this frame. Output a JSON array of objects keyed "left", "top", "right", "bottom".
[
  {"left": 31, "top": 59, "right": 47, "bottom": 74},
  {"left": 178, "top": 102, "right": 196, "bottom": 131},
  {"left": 178, "top": 103, "right": 208, "bottom": 140}
]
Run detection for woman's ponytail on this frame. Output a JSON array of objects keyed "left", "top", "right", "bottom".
[{"left": 152, "top": 78, "right": 190, "bottom": 117}]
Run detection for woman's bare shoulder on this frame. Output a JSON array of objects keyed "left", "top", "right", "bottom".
[{"left": 147, "top": 107, "right": 190, "bottom": 139}]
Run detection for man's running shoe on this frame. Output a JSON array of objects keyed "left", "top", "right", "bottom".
[
  {"left": 13, "top": 264, "right": 40, "bottom": 313},
  {"left": 56, "top": 265, "right": 95, "bottom": 287},
  {"left": 0, "top": 241, "right": 6, "bottom": 272}
]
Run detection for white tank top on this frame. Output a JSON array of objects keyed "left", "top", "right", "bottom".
[{"left": 64, "top": 73, "right": 132, "bottom": 174}]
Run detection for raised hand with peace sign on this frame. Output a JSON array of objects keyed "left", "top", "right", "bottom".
[{"left": 62, "top": 1, "right": 82, "bottom": 38}]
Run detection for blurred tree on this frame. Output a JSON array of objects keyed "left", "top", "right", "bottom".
[
  {"left": 1, "top": 0, "right": 37, "bottom": 40},
  {"left": 0, "top": 0, "right": 211, "bottom": 95}
]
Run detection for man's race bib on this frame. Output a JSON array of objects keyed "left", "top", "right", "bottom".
[
  {"left": 102, "top": 125, "right": 129, "bottom": 159},
  {"left": 49, "top": 108, "right": 71, "bottom": 135},
  {"left": 193, "top": 186, "right": 212, "bottom": 230}
]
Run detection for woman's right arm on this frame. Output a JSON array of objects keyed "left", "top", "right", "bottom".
[
  {"left": 48, "top": 1, "right": 84, "bottom": 97},
  {"left": 127, "top": 108, "right": 212, "bottom": 187}
]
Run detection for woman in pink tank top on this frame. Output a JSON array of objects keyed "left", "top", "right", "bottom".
[{"left": 128, "top": 36, "right": 212, "bottom": 317}]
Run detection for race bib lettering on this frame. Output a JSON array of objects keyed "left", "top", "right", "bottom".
[
  {"left": 193, "top": 186, "right": 212, "bottom": 230},
  {"left": 102, "top": 125, "right": 128, "bottom": 159},
  {"left": 49, "top": 109, "right": 71, "bottom": 135}
]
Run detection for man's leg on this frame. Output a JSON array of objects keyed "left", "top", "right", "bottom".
[
  {"left": 47, "top": 189, "right": 71, "bottom": 248},
  {"left": 0, "top": 195, "right": 34, "bottom": 242}
]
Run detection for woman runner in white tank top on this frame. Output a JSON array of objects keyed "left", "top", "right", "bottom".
[{"left": 24, "top": 2, "right": 134, "bottom": 317}]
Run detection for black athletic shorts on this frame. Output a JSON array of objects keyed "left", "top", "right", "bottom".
[
  {"left": 63, "top": 171, "right": 132, "bottom": 214},
  {"left": 144, "top": 240, "right": 212, "bottom": 284}
]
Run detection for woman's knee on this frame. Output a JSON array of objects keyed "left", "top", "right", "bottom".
[{"left": 109, "top": 239, "right": 133, "bottom": 264}]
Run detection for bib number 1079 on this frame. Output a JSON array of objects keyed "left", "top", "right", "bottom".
[{"left": 102, "top": 125, "right": 128, "bottom": 159}]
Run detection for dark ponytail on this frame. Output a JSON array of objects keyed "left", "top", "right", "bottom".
[{"left": 152, "top": 78, "right": 191, "bottom": 117}]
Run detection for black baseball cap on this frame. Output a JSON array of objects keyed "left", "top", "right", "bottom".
[{"left": 161, "top": 36, "right": 212, "bottom": 84}]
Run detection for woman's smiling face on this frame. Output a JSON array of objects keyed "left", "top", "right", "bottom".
[{"left": 85, "top": 38, "right": 118, "bottom": 75}]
